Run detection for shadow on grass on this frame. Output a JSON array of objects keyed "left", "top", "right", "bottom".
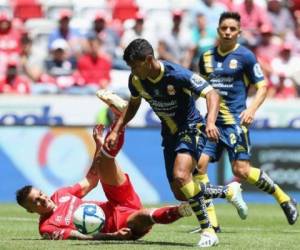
[{"left": 73, "top": 240, "right": 194, "bottom": 247}]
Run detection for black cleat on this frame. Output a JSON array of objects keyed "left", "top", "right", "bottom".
[
  {"left": 188, "top": 225, "right": 221, "bottom": 234},
  {"left": 213, "top": 225, "right": 222, "bottom": 233},
  {"left": 280, "top": 198, "right": 299, "bottom": 225}
]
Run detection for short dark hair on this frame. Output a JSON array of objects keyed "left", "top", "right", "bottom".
[
  {"left": 123, "top": 38, "right": 154, "bottom": 64},
  {"left": 16, "top": 185, "right": 32, "bottom": 208},
  {"left": 219, "top": 12, "right": 241, "bottom": 25}
]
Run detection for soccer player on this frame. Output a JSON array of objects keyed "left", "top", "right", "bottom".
[
  {"left": 16, "top": 123, "right": 194, "bottom": 241},
  {"left": 197, "top": 11, "right": 298, "bottom": 226},
  {"left": 102, "top": 38, "right": 248, "bottom": 247}
]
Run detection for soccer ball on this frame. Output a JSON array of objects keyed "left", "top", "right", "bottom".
[{"left": 73, "top": 203, "right": 105, "bottom": 234}]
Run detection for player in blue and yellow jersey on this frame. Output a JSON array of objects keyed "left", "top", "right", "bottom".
[
  {"left": 197, "top": 12, "right": 298, "bottom": 227},
  {"left": 103, "top": 38, "right": 248, "bottom": 247}
]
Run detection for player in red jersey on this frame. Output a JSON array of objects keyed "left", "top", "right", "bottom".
[{"left": 16, "top": 123, "right": 193, "bottom": 240}]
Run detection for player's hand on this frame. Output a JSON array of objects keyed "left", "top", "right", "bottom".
[
  {"left": 93, "top": 124, "right": 105, "bottom": 149},
  {"left": 104, "top": 130, "right": 119, "bottom": 149},
  {"left": 239, "top": 108, "right": 255, "bottom": 127},
  {"left": 205, "top": 122, "right": 220, "bottom": 142},
  {"left": 114, "top": 228, "right": 132, "bottom": 240}
]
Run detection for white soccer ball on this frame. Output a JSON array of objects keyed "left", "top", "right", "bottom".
[{"left": 73, "top": 203, "right": 105, "bottom": 234}]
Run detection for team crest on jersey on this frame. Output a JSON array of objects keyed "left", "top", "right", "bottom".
[
  {"left": 229, "top": 59, "right": 238, "bottom": 69},
  {"left": 253, "top": 63, "right": 264, "bottom": 77},
  {"left": 166, "top": 85, "right": 176, "bottom": 95},
  {"left": 59, "top": 196, "right": 70, "bottom": 203},
  {"left": 190, "top": 74, "right": 205, "bottom": 88}
]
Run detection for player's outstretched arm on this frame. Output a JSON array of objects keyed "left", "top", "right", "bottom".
[{"left": 105, "top": 96, "right": 141, "bottom": 149}]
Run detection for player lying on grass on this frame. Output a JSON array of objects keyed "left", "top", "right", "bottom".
[{"left": 16, "top": 124, "right": 194, "bottom": 240}]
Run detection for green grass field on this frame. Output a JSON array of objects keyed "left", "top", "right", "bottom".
[{"left": 0, "top": 203, "right": 299, "bottom": 250}]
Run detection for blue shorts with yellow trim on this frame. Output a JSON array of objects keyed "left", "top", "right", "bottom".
[
  {"left": 203, "top": 124, "right": 251, "bottom": 162},
  {"left": 162, "top": 123, "right": 207, "bottom": 182}
]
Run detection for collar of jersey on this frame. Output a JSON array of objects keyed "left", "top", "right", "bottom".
[
  {"left": 147, "top": 61, "right": 164, "bottom": 83},
  {"left": 217, "top": 43, "right": 240, "bottom": 57}
]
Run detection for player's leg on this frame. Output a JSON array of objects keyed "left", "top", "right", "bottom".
[
  {"left": 229, "top": 125, "right": 298, "bottom": 225},
  {"left": 126, "top": 203, "right": 193, "bottom": 240},
  {"left": 171, "top": 152, "right": 219, "bottom": 247},
  {"left": 233, "top": 159, "right": 298, "bottom": 224},
  {"left": 92, "top": 123, "right": 126, "bottom": 186},
  {"left": 194, "top": 153, "right": 220, "bottom": 233}
]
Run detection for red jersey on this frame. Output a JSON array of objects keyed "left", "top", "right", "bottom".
[{"left": 39, "top": 175, "right": 142, "bottom": 240}]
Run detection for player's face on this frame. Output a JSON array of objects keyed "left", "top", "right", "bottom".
[
  {"left": 128, "top": 59, "right": 151, "bottom": 80},
  {"left": 25, "top": 188, "right": 56, "bottom": 215},
  {"left": 218, "top": 18, "right": 241, "bottom": 46}
]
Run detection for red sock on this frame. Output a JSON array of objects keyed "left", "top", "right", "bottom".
[
  {"left": 102, "top": 122, "right": 125, "bottom": 158},
  {"left": 151, "top": 206, "right": 182, "bottom": 224}
]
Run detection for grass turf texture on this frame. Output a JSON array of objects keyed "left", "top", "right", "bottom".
[{"left": 0, "top": 204, "right": 299, "bottom": 250}]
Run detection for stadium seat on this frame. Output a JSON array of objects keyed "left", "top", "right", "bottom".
[
  {"left": 73, "top": 0, "right": 109, "bottom": 20},
  {"left": 41, "top": 0, "right": 73, "bottom": 19},
  {"left": 12, "top": 0, "right": 44, "bottom": 21},
  {"left": 0, "top": 0, "right": 11, "bottom": 14}
]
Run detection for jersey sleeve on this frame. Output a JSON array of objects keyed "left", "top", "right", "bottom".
[
  {"left": 40, "top": 224, "right": 72, "bottom": 240},
  {"left": 175, "top": 68, "right": 213, "bottom": 98},
  {"left": 244, "top": 51, "right": 266, "bottom": 89},
  {"left": 128, "top": 74, "right": 140, "bottom": 98}
]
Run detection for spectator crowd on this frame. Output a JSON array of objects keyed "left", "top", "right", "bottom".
[{"left": 1, "top": 0, "right": 300, "bottom": 99}]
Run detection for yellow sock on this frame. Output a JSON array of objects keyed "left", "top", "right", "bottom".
[
  {"left": 226, "top": 186, "right": 234, "bottom": 200},
  {"left": 180, "top": 180, "right": 201, "bottom": 198},
  {"left": 193, "top": 174, "right": 219, "bottom": 228},
  {"left": 273, "top": 185, "right": 290, "bottom": 204},
  {"left": 246, "top": 167, "right": 260, "bottom": 184}
]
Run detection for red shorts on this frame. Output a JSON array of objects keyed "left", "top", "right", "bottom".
[{"left": 101, "top": 174, "right": 143, "bottom": 230}]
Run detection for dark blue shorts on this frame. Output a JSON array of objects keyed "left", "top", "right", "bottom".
[
  {"left": 162, "top": 123, "right": 207, "bottom": 182},
  {"left": 203, "top": 124, "right": 251, "bottom": 162}
]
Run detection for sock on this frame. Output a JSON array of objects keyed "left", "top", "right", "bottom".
[
  {"left": 194, "top": 174, "right": 219, "bottom": 228},
  {"left": 101, "top": 122, "right": 124, "bottom": 158},
  {"left": 180, "top": 181, "right": 214, "bottom": 233},
  {"left": 150, "top": 206, "right": 181, "bottom": 224},
  {"left": 273, "top": 184, "right": 290, "bottom": 204},
  {"left": 246, "top": 167, "right": 275, "bottom": 193},
  {"left": 246, "top": 167, "right": 289, "bottom": 203}
]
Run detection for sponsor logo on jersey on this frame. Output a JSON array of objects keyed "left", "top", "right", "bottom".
[
  {"left": 229, "top": 59, "right": 238, "bottom": 69},
  {"left": 59, "top": 196, "right": 71, "bottom": 203},
  {"left": 190, "top": 74, "right": 205, "bottom": 88},
  {"left": 253, "top": 63, "right": 264, "bottom": 78},
  {"left": 166, "top": 85, "right": 176, "bottom": 95}
]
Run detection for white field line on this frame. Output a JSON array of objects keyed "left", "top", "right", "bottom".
[{"left": 0, "top": 216, "right": 36, "bottom": 222}]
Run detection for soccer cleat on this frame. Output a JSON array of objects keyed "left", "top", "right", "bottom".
[
  {"left": 280, "top": 198, "right": 299, "bottom": 225},
  {"left": 178, "top": 202, "right": 193, "bottom": 217},
  {"left": 96, "top": 89, "right": 128, "bottom": 115},
  {"left": 227, "top": 182, "right": 248, "bottom": 220},
  {"left": 189, "top": 225, "right": 221, "bottom": 234},
  {"left": 197, "top": 231, "right": 219, "bottom": 248}
]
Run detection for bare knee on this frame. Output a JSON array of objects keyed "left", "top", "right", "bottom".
[
  {"left": 232, "top": 160, "right": 250, "bottom": 180},
  {"left": 197, "top": 154, "right": 210, "bottom": 175}
]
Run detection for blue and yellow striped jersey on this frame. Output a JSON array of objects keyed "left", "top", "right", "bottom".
[
  {"left": 199, "top": 44, "right": 266, "bottom": 125},
  {"left": 128, "top": 60, "right": 213, "bottom": 136}
]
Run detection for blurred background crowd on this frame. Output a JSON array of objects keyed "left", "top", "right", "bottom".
[{"left": 0, "top": 0, "right": 300, "bottom": 99}]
